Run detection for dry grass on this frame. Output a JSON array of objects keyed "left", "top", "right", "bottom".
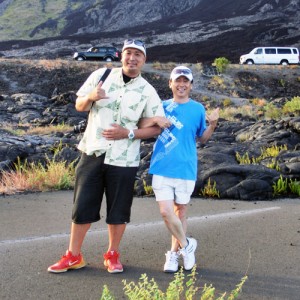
[
  {"left": 0, "top": 157, "right": 75, "bottom": 195},
  {"left": 152, "top": 61, "right": 179, "bottom": 70},
  {"left": 219, "top": 105, "right": 257, "bottom": 121},
  {"left": 3, "top": 123, "right": 73, "bottom": 135}
]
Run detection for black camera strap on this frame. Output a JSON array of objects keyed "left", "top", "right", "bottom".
[
  {"left": 88, "top": 68, "right": 112, "bottom": 114},
  {"left": 91, "top": 68, "right": 112, "bottom": 109},
  {"left": 98, "top": 68, "right": 112, "bottom": 85}
]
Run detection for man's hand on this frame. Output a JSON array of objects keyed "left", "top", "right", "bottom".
[
  {"left": 75, "top": 81, "right": 109, "bottom": 112},
  {"left": 154, "top": 116, "right": 172, "bottom": 129},
  {"left": 206, "top": 107, "right": 219, "bottom": 129},
  {"left": 88, "top": 81, "right": 109, "bottom": 102},
  {"left": 102, "top": 124, "right": 128, "bottom": 140}
]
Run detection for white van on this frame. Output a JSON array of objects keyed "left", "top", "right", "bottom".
[{"left": 240, "top": 47, "right": 299, "bottom": 65}]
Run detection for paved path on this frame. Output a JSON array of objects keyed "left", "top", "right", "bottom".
[{"left": 1, "top": 191, "right": 299, "bottom": 299}]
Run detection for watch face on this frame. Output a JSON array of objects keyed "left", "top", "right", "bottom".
[{"left": 128, "top": 130, "right": 134, "bottom": 139}]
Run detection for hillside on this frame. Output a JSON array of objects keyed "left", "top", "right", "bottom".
[{"left": 0, "top": 0, "right": 299, "bottom": 63}]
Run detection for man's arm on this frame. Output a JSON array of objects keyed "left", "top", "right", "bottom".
[
  {"left": 133, "top": 126, "right": 162, "bottom": 139},
  {"left": 138, "top": 116, "right": 172, "bottom": 129},
  {"left": 75, "top": 81, "right": 108, "bottom": 112},
  {"left": 102, "top": 124, "right": 162, "bottom": 140}
]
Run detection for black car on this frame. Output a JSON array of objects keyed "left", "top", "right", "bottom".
[{"left": 73, "top": 46, "right": 121, "bottom": 62}]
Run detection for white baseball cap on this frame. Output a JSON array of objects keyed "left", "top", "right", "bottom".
[
  {"left": 122, "top": 39, "right": 146, "bottom": 56},
  {"left": 170, "top": 66, "right": 193, "bottom": 81}
]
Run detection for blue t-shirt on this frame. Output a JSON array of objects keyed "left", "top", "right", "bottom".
[{"left": 149, "top": 98, "right": 206, "bottom": 180}]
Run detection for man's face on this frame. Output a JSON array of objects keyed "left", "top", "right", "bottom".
[
  {"left": 121, "top": 48, "right": 146, "bottom": 77},
  {"left": 169, "top": 76, "right": 192, "bottom": 99}
]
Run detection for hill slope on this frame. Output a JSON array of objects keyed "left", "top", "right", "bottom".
[{"left": 0, "top": 0, "right": 299, "bottom": 63}]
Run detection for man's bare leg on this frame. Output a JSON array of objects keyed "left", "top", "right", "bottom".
[{"left": 69, "top": 222, "right": 91, "bottom": 255}]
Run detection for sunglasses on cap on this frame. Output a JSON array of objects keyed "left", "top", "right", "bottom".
[
  {"left": 123, "top": 39, "right": 145, "bottom": 49},
  {"left": 172, "top": 68, "right": 192, "bottom": 75}
]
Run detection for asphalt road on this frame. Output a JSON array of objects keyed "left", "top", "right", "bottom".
[{"left": 1, "top": 191, "right": 299, "bottom": 300}]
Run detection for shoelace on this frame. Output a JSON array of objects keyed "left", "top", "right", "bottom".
[
  {"left": 104, "top": 251, "right": 119, "bottom": 261},
  {"left": 167, "top": 253, "right": 179, "bottom": 263}
]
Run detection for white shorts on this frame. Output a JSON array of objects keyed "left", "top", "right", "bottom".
[{"left": 152, "top": 175, "right": 196, "bottom": 205}]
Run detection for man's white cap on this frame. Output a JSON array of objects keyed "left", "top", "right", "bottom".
[
  {"left": 170, "top": 66, "right": 193, "bottom": 81},
  {"left": 122, "top": 39, "right": 146, "bottom": 56}
]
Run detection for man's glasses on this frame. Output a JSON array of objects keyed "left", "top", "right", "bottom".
[
  {"left": 172, "top": 69, "right": 192, "bottom": 75},
  {"left": 124, "top": 39, "right": 145, "bottom": 49}
]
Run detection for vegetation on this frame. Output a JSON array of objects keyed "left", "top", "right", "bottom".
[
  {"left": 283, "top": 96, "right": 300, "bottom": 114},
  {"left": 263, "top": 103, "right": 281, "bottom": 120},
  {"left": 218, "top": 96, "right": 300, "bottom": 121},
  {"left": 3, "top": 123, "right": 73, "bottom": 136},
  {"left": 288, "top": 179, "right": 300, "bottom": 196},
  {"left": 201, "top": 178, "right": 220, "bottom": 198},
  {"left": 236, "top": 145, "right": 287, "bottom": 166},
  {"left": 0, "top": 148, "right": 76, "bottom": 195},
  {"left": 273, "top": 176, "right": 300, "bottom": 197},
  {"left": 213, "top": 57, "right": 230, "bottom": 74},
  {"left": 222, "top": 98, "right": 233, "bottom": 107},
  {"left": 100, "top": 267, "right": 248, "bottom": 300},
  {"left": 143, "top": 180, "right": 154, "bottom": 195},
  {"left": 0, "top": 0, "right": 82, "bottom": 40},
  {"left": 272, "top": 175, "right": 289, "bottom": 196},
  {"left": 152, "top": 61, "right": 177, "bottom": 70}
]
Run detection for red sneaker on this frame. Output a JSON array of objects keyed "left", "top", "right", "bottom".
[
  {"left": 47, "top": 250, "right": 86, "bottom": 273},
  {"left": 103, "top": 250, "right": 123, "bottom": 273}
]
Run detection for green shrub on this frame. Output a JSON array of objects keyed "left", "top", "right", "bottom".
[
  {"left": 236, "top": 152, "right": 253, "bottom": 165},
  {"left": 100, "top": 267, "right": 247, "bottom": 299},
  {"left": 260, "top": 145, "right": 287, "bottom": 159},
  {"left": 143, "top": 180, "right": 154, "bottom": 195},
  {"left": 283, "top": 96, "right": 300, "bottom": 115},
  {"left": 289, "top": 179, "right": 300, "bottom": 196},
  {"left": 273, "top": 177, "right": 300, "bottom": 197},
  {"left": 213, "top": 57, "right": 230, "bottom": 74},
  {"left": 279, "top": 78, "right": 286, "bottom": 87},
  {"left": 222, "top": 98, "right": 232, "bottom": 107},
  {"left": 264, "top": 103, "right": 281, "bottom": 120},
  {"left": 201, "top": 178, "right": 220, "bottom": 198},
  {"left": 273, "top": 175, "right": 288, "bottom": 196},
  {"left": 236, "top": 145, "right": 287, "bottom": 167}
]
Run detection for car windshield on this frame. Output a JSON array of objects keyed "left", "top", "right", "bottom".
[
  {"left": 254, "top": 48, "right": 262, "bottom": 54},
  {"left": 87, "top": 47, "right": 94, "bottom": 52}
]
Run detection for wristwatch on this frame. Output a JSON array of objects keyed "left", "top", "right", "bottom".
[{"left": 128, "top": 129, "right": 135, "bottom": 140}]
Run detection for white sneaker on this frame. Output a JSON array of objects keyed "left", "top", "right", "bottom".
[
  {"left": 178, "top": 237, "right": 197, "bottom": 271},
  {"left": 164, "top": 251, "right": 179, "bottom": 273}
]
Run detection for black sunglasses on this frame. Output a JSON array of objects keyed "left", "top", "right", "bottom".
[{"left": 124, "top": 39, "right": 145, "bottom": 49}]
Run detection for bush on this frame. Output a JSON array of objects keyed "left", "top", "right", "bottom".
[
  {"left": 100, "top": 267, "right": 247, "bottom": 300},
  {"left": 213, "top": 57, "right": 230, "bottom": 74},
  {"left": 0, "top": 153, "right": 76, "bottom": 195},
  {"left": 283, "top": 96, "right": 300, "bottom": 115}
]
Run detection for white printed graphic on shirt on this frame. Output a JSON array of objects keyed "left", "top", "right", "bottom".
[{"left": 152, "top": 101, "right": 183, "bottom": 163}]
